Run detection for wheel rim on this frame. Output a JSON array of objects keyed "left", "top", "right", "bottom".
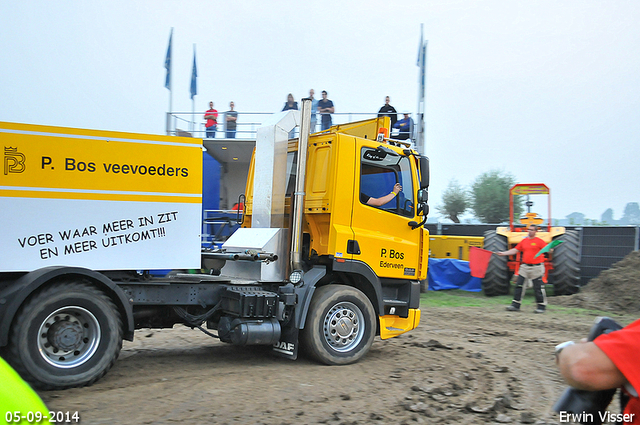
[
  {"left": 323, "top": 301, "right": 365, "bottom": 352},
  {"left": 37, "top": 306, "right": 101, "bottom": 368}
]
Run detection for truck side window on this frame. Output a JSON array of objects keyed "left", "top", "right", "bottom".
[{"left": 360, "top": 147, "right": 414, "bottom": 218}]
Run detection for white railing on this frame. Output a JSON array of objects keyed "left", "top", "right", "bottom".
[{"left": 166, "top": 111, "right": 415, "bottom": 141}]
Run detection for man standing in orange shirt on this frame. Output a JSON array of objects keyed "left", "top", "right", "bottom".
[{"left": 496, "top": 224, "right": 548, "bottom": 313}]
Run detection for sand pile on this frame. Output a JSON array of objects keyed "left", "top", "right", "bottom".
[{"left": 550, "top": 251, "right": 640, "bottom": 314}]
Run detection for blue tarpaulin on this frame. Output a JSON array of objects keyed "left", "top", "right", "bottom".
[{"left": 427, "top": 258, "right": 482, "bottom": 292}]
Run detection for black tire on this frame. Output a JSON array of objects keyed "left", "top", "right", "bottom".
[
  {"left": 549, "top": 230, "right": 581, "bottom": 295},
  {"left": 300, "top": 285, "right": 376, "bottom": 365},
  {"left": 481, "top": 230, "right": 510, "bottom": 296},
  {"left": 420, "top": 279, "right": 428, "bottom": 293},
  {"left": 5, "top": 280, "right": 123, "bottom": 390}
]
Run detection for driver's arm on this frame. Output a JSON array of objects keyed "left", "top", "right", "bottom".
[{"left": 367, "top": 183, "right": 402, "bottom": 207}]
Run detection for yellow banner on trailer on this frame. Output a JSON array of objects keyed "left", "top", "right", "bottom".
[
  {"left": 0, "top": 122, "right": 203, "bottom": 272},
  {"left": 1, "top": 121, "right": 202, "bottom": 203}
]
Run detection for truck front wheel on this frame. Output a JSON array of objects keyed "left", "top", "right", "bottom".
[
  {"left": 300, "top": 285, "right": 376, "bottom": 365},
  {"left": 6, "top": 281, "right": 122, "bottom": 390}
]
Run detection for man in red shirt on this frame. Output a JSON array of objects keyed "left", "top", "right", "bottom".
[
  {"left": 556, "top": 319, "right": 640, "bottom": 424},
  {"left": 204, "top": 101, "right": 218, "bottom": 138},
  {"left": 496, "top": 224, "right": 548, "bottom": 313}
]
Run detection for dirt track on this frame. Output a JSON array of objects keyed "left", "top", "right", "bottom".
[{"left": 39, "top": 304, "right": 637, "bottom": 425}]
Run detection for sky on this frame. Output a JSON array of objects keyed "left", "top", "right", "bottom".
[{"left": 1, "top": 1, "right": 639, "bottom": 222}]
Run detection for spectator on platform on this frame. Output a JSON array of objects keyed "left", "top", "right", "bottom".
[
  {"left": 282, "top": 93, "right": 298, "bottom": 138},
  {"left": 309, "top": 89, "right": 319, "bottom": 133},
  {"left": 204, "top": 101, "right": 218, "bottom": 138},
  {"left": 392, "top": 111, "right": 414, "bottom": 140},
  {"left": 377, "top": 96, "right": 398, "bottom": 129},
  {"left": 318, "top": 90, "right": 334, "bottom": 131},
  {"left": 225, "top": 101, "right": 238, "bottom": 139}
]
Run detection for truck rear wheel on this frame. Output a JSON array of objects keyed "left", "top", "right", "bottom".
[
  {"left": 549, "top": 230, "right": 581, "bottom": 295},
  {"left": 6, "top": 281, "right": 123, "bottom": 390},
  {"left": 300, "top": 285, "right": 376, "bottom": 365},
  {"left": 482, "top": 230, "right": 510, "bottom": 296}
]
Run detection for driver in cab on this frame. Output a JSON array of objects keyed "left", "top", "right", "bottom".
[{"left": 361, "top": 183, "right": 402, "bottom": 207}]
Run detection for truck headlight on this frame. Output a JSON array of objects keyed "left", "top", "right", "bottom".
[{"left": 289, "top": 270, "right": 303, "bottom": 284}]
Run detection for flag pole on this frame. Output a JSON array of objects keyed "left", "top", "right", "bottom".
[
  {"left": 190, "top": 44, "right": 197, "bottom": 134},
  {"left": 416, "top": 24, "right": 427, "bottom": 155},
  {"left": 165, "top": 28, "right": 174, "bottom": 135}
]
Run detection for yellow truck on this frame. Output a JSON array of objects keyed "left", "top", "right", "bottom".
[{"left": 0, "top": 99, "right": 430, "bottom": 389}]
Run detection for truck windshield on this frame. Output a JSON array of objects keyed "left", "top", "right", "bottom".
[{"left": 360, "top": 148, "right": 414, "bottom": 218}]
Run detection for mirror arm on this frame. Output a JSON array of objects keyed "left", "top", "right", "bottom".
[{"left": 408, "top": 215, "right": 428, "bottom": 230}]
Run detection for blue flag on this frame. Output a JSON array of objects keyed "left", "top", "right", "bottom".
[
  {"left": 164, "top": 28, "right": 173, "bottom": 90},
  {"left": 190, "top": 47, "right": 197, "bottom": 99}
]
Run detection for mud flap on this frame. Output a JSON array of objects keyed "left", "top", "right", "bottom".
[
  {"left": 272, "top": 266, "right": 327, "bottom": 360},
  {"left": 271, "top": 321, "right": 299, "bottom": 360}
]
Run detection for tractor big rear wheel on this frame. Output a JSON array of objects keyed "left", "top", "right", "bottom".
[
  {"left": 482, "top": 230, "right": 510, "bottom": 296},
  {"left": 549, "top": 230, "right": 581, "bottom": 295}
]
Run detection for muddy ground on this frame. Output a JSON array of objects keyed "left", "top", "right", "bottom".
[
  {"left": 39, "top": 304, "right": 637, "bottom": 425},
  {"left": 551, "top": 251, "right": 640, "bottom": 315},
  {"left": 39, "top": 252, "right": 640, "bottom": 424}
]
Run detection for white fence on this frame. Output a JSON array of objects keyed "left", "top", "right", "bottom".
[{"left": 166, "top": 111, "right": 415, "bottom": 141}]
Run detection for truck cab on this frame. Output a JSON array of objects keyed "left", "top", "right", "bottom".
[{"left": 237, "top": 111, "right": 429, "bottom": 361}]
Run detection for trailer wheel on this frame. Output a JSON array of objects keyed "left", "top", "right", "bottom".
[
  {"left": 300, "top": 285, "right": 376, "bottom": 365},
  {"left": 549, "top": 230, "right": 581, "bottom": 295},
  {"left": 481, "top": 230, "right": 511, "bottom": 296},
  {"left": 6, "top": 281, "right": 122, "bottom": 390}
]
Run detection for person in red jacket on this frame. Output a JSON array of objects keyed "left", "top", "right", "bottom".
[
  {"left": 556, "top": 318, "right": 640, "bottom": 424},
  {"left": 496, "top": 224, "right": 548, "bottom": 313},
  {"left": 204, "top": 101, "right": 218, "bottom": 138}
]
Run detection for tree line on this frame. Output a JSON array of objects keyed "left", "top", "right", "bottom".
[{"left": 436, "top": 169, "right": 639, "bottom": 225}]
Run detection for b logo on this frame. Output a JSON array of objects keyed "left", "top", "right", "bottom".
[{"left": 4, "top": 147, "right": 26, "bottom": 175}]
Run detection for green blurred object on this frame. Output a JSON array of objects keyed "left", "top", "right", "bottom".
[
  {"left": 534, "top": 239, "right": 563, "bottom": 258},
  {"left": 0, "top": 357, "right": 52, "bottom": 423}
]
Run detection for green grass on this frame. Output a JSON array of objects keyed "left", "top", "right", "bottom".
[
  {"left": 419, "top": 288, "right": 624, "bottom": 318},
  {"left": 420, "top": 290, "right": 510, "bottom": 308}
]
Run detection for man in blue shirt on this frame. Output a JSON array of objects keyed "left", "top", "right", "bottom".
[
  {"left": 393, "top": 111, "right": 414, "bottom": 140},
  {"left": 317, "top": 90, "right": 334, "bottom": 131}
]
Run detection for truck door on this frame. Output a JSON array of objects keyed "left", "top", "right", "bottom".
[{"left": 350, "top": 144, "right": 421, "bottom": 280}]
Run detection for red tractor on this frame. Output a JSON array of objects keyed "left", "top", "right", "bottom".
[{"left": 482, "top": 183, "right": 581, "bottom": 296}]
